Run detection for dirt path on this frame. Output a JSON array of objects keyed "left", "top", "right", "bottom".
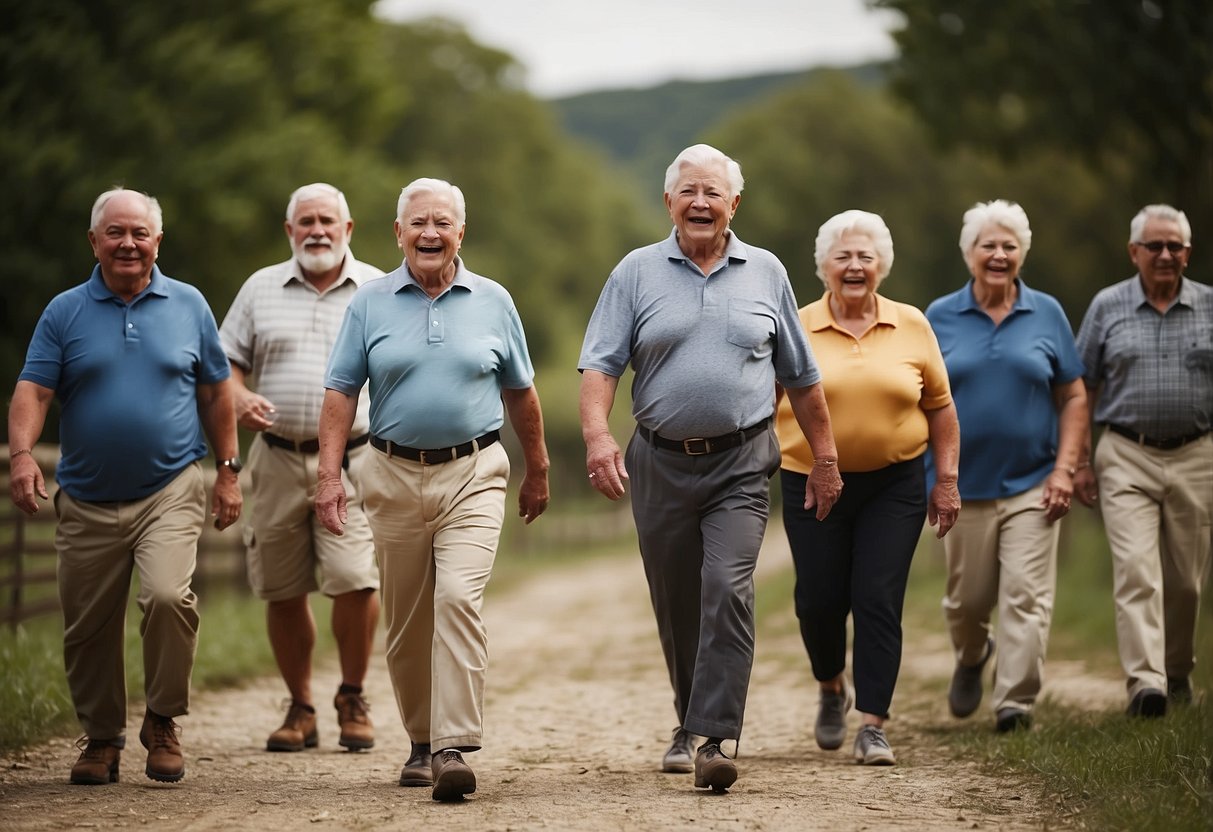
[{"left": 0, "top": 533, "right": 1123, "bottom": 831}]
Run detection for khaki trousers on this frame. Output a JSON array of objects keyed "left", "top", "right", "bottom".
[
  {"left": 942, "top": 484, "right": 1059, "bottom": 713},
  {"left": 1095, "top": 431, "right": 1213, "bottom": 697},
  {"left": 360, "top": 441, "right": 508, "bottom": 752},
  {"left": 54, "top": 463, "right": 206, "bottom": 742}
]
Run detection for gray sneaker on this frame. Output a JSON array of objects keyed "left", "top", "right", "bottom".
[
  {"left": 815, "top": 683, "right": 853, "bottom": 750},
  {"left": 661, "top": 727, "right": 695, "bottom": 773},
  {"left": 949, "top": 637, "right": 994, "bottom": 718},
  {"left": 852, "top": 725, "right": 896, "bottom": 766}
]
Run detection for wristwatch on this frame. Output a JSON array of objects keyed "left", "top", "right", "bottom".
[{"left": 216, "top": 456, "right": 243, "bottom": 474}]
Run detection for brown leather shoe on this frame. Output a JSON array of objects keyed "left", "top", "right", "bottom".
[
  {"left": 431, "top": 749, "right": 476, "bottom": 801},
  {"left": 694, "top": 741, "right": 737, "bottom": 792},
  {"left": 267, "top": 701, "right": 319, "bottom": 752},
  {"left": 334, "top": 692, "right": 374, "bottom": 751},
  {"left": 140, "top": 711, "right": 184, "bottom": 783},
  {"left": 70, "top": 737, "right": 121, "bottom": 785},
  {"left": 398, "top": 742, "right": 433, "bottom": 786}
]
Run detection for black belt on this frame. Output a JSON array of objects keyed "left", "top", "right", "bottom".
[
  {"left": 1106, "top": 423, "right": 1207, "bottom": 451},
  {"left": 262, "top": 432, "right": 370, "bottom": 454},
  {"left": 370, "top": 430, "right": 500, "bottom": 464},
  {"left": 638, "top": 418, "right": 770, "bottom": 456}
]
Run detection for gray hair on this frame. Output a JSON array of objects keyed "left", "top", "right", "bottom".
[
  {"left": 397, "top": 178, "right": 466, "bottom": 227},
  {"left": 814, "top": 210, "right": 895, "bottom": 285},
  {"left": 90, "top": 187, "right": 163, "bottom": 235},
  {"left": 286, "top": 182, "right": 351, "bottom": 223},
  {"left": 663, "top": 144, "right": 744, "bottom": 197},
  {"left": 1129, "top": 204, "right": 1191, "bottom": 244},
  {"left": 959, "top": 200, "right": 1032, "bottom": 265}
]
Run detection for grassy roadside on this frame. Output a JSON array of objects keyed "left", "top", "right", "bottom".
[{"left": 755, "top": 506, "right": 1213, "bottom": 832}]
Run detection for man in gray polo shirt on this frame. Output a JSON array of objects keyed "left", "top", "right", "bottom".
[
  {"left": 219, "top": 183, "right": 382, "bottom": 753},
  {"left": 579, "top": 144, "right": 842, "bottom": 792}
]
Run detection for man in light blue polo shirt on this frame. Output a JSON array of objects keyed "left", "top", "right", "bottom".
[
  {"left": 316, "top": 178, "right": 549, "bottom": 802},
  {"left": 8, "top": 188, "right": 241, "bottom": 786},
  {"left": 579, "top": 145, "right": 841, "bottom": 792}
]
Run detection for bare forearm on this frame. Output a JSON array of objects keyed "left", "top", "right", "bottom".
[
  {"left": 503, "top": 386, "right": 550, "bottom": 474},
  {"left": 8, "top": 381, "right": 53, "bottom": 451},
  {"left": 925, "top": 403, "right": 960, "bottom": 480},
  {"left": 1054, "top": 379, "right": 1088, "bottom": 472},
  {"left": 786, "top": 383, "right": 837, "bottom": 461},
  {"left": 579, "top": 370, "right": 619, "bottom": 444},
  {"left": 197, "top": 379, "right": 238, "bottom": 460},
  {"left": 317, "top": 389, "right": 358, "bottom": 480}
]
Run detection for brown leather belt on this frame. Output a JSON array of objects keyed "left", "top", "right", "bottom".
[
  {"left": 638, "top": 418, "right": 770, "bottom": 456},
  {"left": 370, "top": 430, "right": 500, "bottom": 464},
  {"left": 1106, "top": 424, "right": 1207, "bottom": 451}
]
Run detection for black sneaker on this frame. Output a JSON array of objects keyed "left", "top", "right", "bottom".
[
  {"left": 995, "top": 707, "right": 1032, "bottom": 733},
  {"left": 949, "top": 637, "right": 994, "bottom": 718},
  {"left": 1126, "top": 688, "right": 1167, "bottom": 718}
]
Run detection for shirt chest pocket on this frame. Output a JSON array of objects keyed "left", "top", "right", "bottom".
[{"left": 726, "top": 299, "right": 775, "bottom": 354}]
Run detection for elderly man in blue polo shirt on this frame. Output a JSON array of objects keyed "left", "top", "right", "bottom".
[
  {"left": 8, "top": 188, "right": 242, "bottom": 785},
  {"left": 579, "top": 144, "right": 842, "bottom": 793},
  {"left": 315, "top": 177, "right": 549, "bottom": 802},
  {"left": 1074, "top": 204, "right": 1213, "bottom": 717}
]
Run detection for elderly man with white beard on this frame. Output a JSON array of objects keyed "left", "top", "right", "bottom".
[{"left": 219, "top": 183, "right": 383, "bottom": 754}]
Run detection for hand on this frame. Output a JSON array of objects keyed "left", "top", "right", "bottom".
[
  {"left": 9, "top": 453, "right": 49, "bottom": 515},
  {"left": 517, "top": 469, "right": 550, "bottom": 524},
  {"left": 1073, "top": 465, "right": 1098, "bottom": 508},
  {"left": 1040, "top": 468, "right": 1074, "bottom": 523},
  {"left": 585, "top": 433, "right": 628, "bottom": 501},
  {"left": 234, "top": 388, "right": 277, "bottom": 432},
  {"left": 928, "top": 478, "right": 961, "bottom": 538},
  {"left": 210, "top": 468, "right": 243, "bottom": 530},
  {"left": 314, "top": 474, "right": 348, "bottom": 535},
  {"left": 805, "top": 459, "right": 843, "bottom": 520}
]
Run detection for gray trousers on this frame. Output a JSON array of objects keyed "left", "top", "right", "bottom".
[{"left": 626, "top": 426, "right": 780, "bottom": 741}]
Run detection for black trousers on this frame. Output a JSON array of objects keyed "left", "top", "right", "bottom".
[{"left": 779, "top": 456, "right": 926, "bottom": 718}]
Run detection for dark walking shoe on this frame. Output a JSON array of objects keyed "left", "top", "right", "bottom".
[
  {"left": 1126, "top": 688, "right": 1167, "bottom": 718},
  {"left": 140, "top": 711, "right": 185, "bottom": 782},
  {"left": 949, "top": 637, "right": 994, "bottom": 718},
  {"left": 1167, "top": 677, "right": 1192, "bottom": 705},
  {"left": 431, "top": 749, "right": 476, "bottom": 801},
  {"left": 334, "top": 692, "right": 374, "bottom": 751},
  {"left": 398, "top": 742, "right": 433, "bottom": 786},
  {"left": 267, "top": 700, "right": 319, "bottom": 752},
  {"left": 852, "top": 725, "right": 896, "bottom": 765},
  {"left": 661, "top": 727, "right": 695, "bottom": 773},
  {"left": 995, "top": 707, "right": 1032, "bottom": 733},
  {"left": 70, "top": 737, "right": 120, "bottom": 785},
  {"left": 815, "top": 683, "right": 853, "bottom": 750},
  {"left": 693, "top": 741, "right": 737, "bottom": 793}
]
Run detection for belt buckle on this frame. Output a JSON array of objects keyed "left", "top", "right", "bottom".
[
  {"left": 682, "top": 437, "right": 710, "bottom": 455},
  {"left": 417, "top": 449, "right": 429, "bottom": 464}
]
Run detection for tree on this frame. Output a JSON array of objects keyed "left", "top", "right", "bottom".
[{"left": 871, "top": 0, "right": 1213, "bottom": 246}]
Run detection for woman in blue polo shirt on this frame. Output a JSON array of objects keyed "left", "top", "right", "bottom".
[{"left": 925, "top": 200, "right": 1087, "bottom": 733}]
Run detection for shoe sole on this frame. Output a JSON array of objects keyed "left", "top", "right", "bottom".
[
  {"left": 661, "top": 759, "right": 693, "bottom": 774},
  {"left": 267, "top": 731, "right": 319, "bottom": 752},
  {"left": 855, "top": 751, "right": 896, "bottom": 766},
  {"left": 432, "top": 769, "right": 477, "bottom": 801},
  {"left": 145, "top": 765, "right": 185, "bottom": 783},
  {"left": 338, "top": 736, "right": 374, "bottom": 751},
  {"left": 71, "top": 764, "right": 119, "bottom": 785},
  {"left": 399, "top": 773, "right": 434, "bottom": 787},
  {"left": 694, "top": 762, "right": 738, "bottom": 793}
]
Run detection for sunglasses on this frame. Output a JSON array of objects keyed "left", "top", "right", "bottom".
[{"left": 1134, "top": 240, "right": 1188, "bottom": 254}]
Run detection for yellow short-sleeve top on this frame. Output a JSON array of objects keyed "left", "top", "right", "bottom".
[{"left": 776, "top": 292, "right": 952, "bottom": 474}]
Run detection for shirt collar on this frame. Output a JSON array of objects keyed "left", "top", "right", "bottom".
[
  {"left": 957, "top": 277, "right": 1035, "bottom": 314},
  {"left": 283, "top": 250, "right": 366, "bottom": 293},
  {"left": 660, "top": 228, "right": 750, "bottom": 269},
  {"left": 390, "top": 256, "right": 474, "bottom": 296},
  {"left": 807, "top": 291, "right": 899, "bottom": 332},
  {"left": 86, "top": 264, "right": 169, "bottom": 303},
  {"left": 1132, "top": 273, "right": 1196, "bottom": 310}
]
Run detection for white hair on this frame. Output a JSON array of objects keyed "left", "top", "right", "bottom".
[
  {"left": 663, "top": 144, "right": 744, "bottom": 197},
  {"left": 397, "top": 178, "right": 466, "bottom": 226},
  {"left": 90, "top": 188, "right": 163, "bottom": 235},
  {"left": 1129, "top": 204, "right": 1191, "bottom": 244},
  {"left": 813, "top": 210, "right": 895, "bottom": 285},
  {"left": 959, "top": 200, "right": 1032, "bottom": 265},
  {"left": 286, "top": 183, "right": 351, "bottom": 223}
]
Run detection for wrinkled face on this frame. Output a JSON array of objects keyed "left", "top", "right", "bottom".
[
  {"left": 1130, "top": 217, "right": 1189, "bottom": 288},
  {"left": 287, "top": 195, "right": 352, "bottom": 275},
  {"left": 88, "top": 192, "right": 162, "bottom": 285},
  {"left": 824, "top": 232, "right": 880, "bottom": 303},
  {"left": 967, "top": 224, "right": 1022, "bottom": 288},
  {"left": 395, "top": 191, "right": 465, "bottom": 277},
  {"left": 664, "top": 162, "right": 740, "bottom": 249}
]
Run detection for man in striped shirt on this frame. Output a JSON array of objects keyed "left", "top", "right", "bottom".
[{"left": 219, "top": 183, "right": 383, "bottom": 753}]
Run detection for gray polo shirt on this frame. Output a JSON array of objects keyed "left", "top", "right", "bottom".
[
  {"left": 579, "top": 229, "right": 820, "bottom": 439},
  {"left": 1076, "top": 274, "right": 1213, "bottom": 439}
]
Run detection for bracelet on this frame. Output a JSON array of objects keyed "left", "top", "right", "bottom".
[
  {"left": 1055, "top": 464, "right": 1076, "bottom": 477},
  {"left": 10, "top": 448, "right": 32, "bottom": 460}
]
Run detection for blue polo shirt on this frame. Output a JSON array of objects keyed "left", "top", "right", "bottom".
[
  {"left": 925, "top": 279, "right": 1084, "bottom": 500},
  {"left": 19, "top": 266, "right": 230, "bottom": 502},
  {"left": 325, "top": 260, "right": 534, "bottom": 447}
]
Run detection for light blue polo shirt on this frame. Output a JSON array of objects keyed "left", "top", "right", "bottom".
[
  {"left": 19, "top": 266, "right": 230, "bottom": 502},
  {"left": 925, "top": 278, "right": 1084, "bottom": 500},
  {"left": 325, "top": 260, "right": 534, "bottom": 447},
  {"left": 578, "top": 229, "right": 819, "bottom": 438}
]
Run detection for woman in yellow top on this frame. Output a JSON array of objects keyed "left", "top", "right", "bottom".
[{"left": 775, "top": 210, "right": 961, "bottom": 765}]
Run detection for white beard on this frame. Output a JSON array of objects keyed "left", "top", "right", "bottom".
[{"left": 293, "top": 240, "right": 347, "bottom": 274}]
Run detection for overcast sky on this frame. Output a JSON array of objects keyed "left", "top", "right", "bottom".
[{"left": 374, "top": 0, "right": 901, "bottom": 98}]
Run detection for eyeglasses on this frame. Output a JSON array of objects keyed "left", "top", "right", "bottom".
[{"left": 1133, "top": 240, "right": 1188, "bottom": 254}]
